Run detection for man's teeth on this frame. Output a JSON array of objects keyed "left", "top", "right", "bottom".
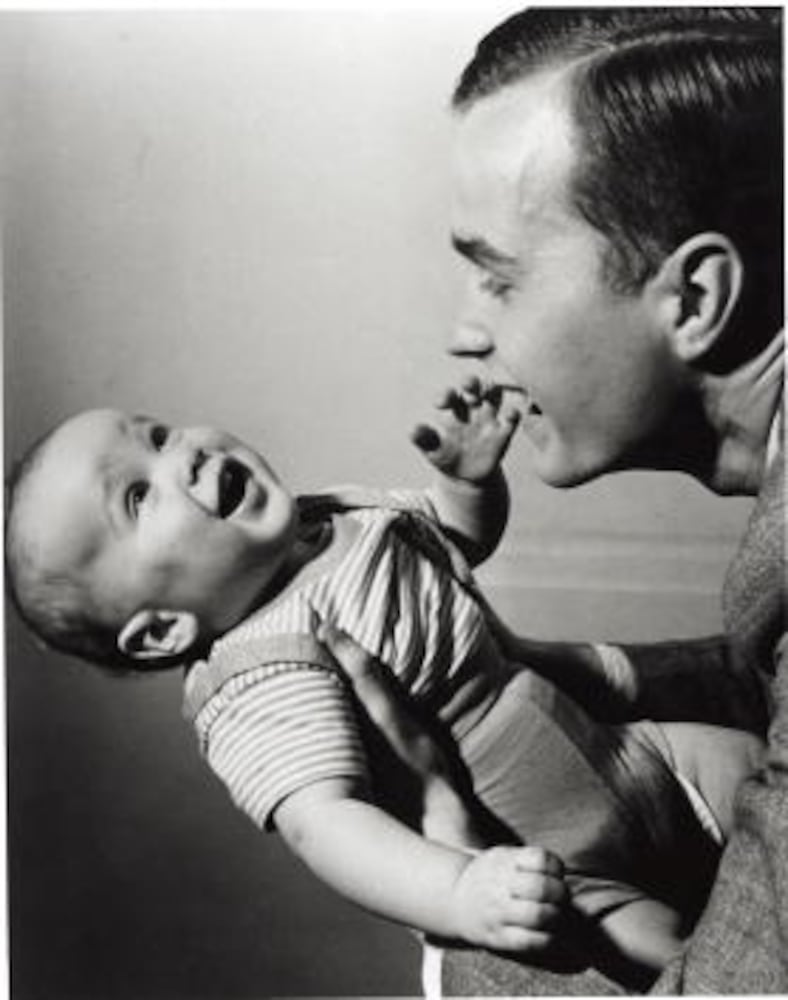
[{"left": 498, "top": 384, "right": 541, "bottom": 416}]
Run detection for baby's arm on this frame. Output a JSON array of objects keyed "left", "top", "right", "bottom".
[
  {"left": 414, "top": 376, "right": 520, "bottom": 565},
  {"left": 275, "top": 778, "right": 564, "bottom": 951}
]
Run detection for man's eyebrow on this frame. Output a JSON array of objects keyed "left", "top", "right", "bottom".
[{"left": 451, "top": 234, "right": 519, "bottom": 270}]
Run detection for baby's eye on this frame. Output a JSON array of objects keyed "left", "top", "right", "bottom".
[
  {"left": 150, "top": 424, "right": 169, "bottom": 450},
  {"left": 127, "top": 482, "right": 149, "bottom": 518}
]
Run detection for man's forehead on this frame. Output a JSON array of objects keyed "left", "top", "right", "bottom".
[{"left": 452, "top": 69, "right": 577, "bottom": 225}]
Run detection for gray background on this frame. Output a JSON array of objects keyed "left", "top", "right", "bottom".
[{"left": 2, "top": 10, "right": 752, "bottom": 998}]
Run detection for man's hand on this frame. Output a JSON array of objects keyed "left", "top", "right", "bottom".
[
  {"left": 412, "top": 376, "right": 520, "bottom": 483},
  {"left": 317, "top": 619, "right": 486, "bottom": 851},
  {"left": 318, "top": 620, "right": 571, "bottom": 955},
  {"left": 449, "top": 846, "right": 567, "bottom": 953}
]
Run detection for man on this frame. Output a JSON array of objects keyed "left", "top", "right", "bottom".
[{"left": 325, "top": 8, "right": 785, "bottom": 995}]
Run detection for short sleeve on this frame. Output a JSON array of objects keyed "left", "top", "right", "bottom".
[{"left": 200, "top": 664, "right": 370, "bottom": 831}]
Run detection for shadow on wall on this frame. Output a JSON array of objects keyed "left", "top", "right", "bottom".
[
  {"left": 3, "top": 9, "right": 751, "bottom": 999},
  {"left": 6, "top": 616, "right": 422, "bottom": 997}
]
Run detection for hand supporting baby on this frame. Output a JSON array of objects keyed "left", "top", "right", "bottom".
[{"left": 318, "top": 619, "right": 568, "bottom": 956}]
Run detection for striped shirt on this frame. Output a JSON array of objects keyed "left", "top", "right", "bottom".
[{"left": 185, "top": 488, "right": 486, "bottom": 830}]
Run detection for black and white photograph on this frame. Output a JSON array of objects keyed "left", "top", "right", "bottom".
[{"left": 3, "top": 6, "right": 785, "bottom": 998}]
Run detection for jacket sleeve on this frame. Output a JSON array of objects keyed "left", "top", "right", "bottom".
[
  {"left": 653, "top": 631, "right": 788, "bottom": 993},
  {"left": 615, "top": 635, "right": 770, "bottom": 733}
]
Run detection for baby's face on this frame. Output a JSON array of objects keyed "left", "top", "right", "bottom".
[{"left": 22, "top": 408, "right": 297, "bottom": 641}]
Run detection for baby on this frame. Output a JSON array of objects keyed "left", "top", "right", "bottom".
[{"left": 6, "top": 380, "right": 763, "bottom": 989}]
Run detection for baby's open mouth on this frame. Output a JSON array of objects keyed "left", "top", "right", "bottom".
[{"left": 217, "top": 458, "right": 250, "bottom": 518}]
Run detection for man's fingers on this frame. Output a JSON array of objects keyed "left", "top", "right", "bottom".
[
  {"left": 316, "top": 620, "right": 372, "bottom": 676},
  {"left": 322, "top": 636, "right": 414, "bottom": 748},
  {"left": 318, "top": 620, "right": 442, "bottom": 771}
]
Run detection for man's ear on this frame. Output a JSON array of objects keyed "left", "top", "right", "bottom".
[
  {"left": 117, "top": 609, "right": 201, "bottom": 662},
  {"left": 653, "top": 233, "right": 743, "bottom": 363}
]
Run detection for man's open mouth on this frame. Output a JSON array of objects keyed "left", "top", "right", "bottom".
[{"left": 217, "top": 458, "right": 250, "bottom": 518}]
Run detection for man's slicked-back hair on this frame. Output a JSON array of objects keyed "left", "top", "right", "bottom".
[
  {"left": 453, "top": 8, "right": 783, "bottom": 367},
  {"left": 5, "top": 429, "right": 138, "bottom": 674}
]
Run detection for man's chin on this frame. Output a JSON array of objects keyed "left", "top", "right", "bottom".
[{"left": 529, "top": 448, "right": 602, "bottom": 490}]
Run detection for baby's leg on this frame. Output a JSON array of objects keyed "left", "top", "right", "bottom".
[{"left": 658, "top": 722, "right": 766, "bottom": 838}]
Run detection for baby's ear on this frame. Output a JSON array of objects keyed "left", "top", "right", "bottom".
[{"left": 118, "top": 609, "right": 201, "bottom": 662}]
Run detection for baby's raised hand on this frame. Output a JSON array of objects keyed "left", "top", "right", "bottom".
[
  {"left": 449, "top": 845, "right": 567, "bottom": 953},
  {"left": 412, "top": 376, "right": 521, "bottom": 483}
]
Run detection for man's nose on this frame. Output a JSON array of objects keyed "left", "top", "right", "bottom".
[
  {"left": 449, "top": 278, "right": 496, "bottom": 356},
  {"left": 449, "top": 319, "right": 494, "bottom": 357}
]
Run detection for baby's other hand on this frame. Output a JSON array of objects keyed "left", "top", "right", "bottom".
[
  {"left": 450, "top": 845, "right": 567, "bottom": 953},
  {"left": 411, "top": 376, "right": 520, "bottom": 483}
]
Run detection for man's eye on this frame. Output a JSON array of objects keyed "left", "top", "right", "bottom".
[
  {"left": 150, "top": 424, "right": 169, "bottom": 450},
  {"left": 481, "top": 274, "right": 513, "bottom": 300},
  {"left": 127, "top": 482, "right": 149, "bottom": 517}
]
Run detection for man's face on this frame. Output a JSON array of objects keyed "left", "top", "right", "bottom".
[
  {"left": 22, "top": 409, "right": 297, "bottom": 640},
  {"left": 450, "top": 71, "right": 686, "bottom": 487}
]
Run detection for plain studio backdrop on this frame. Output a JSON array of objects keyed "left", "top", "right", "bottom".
[{"left": 2, "top": 10, "right": 752, "bottom": 999}]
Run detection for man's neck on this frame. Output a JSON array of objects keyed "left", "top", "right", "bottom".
[{"left": 700, "top": 331, "right": 784, "bottom": 496}]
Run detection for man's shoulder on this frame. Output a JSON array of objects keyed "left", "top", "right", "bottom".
[{"left": 723, "top": 448, "right": 785, "bottom": 673}]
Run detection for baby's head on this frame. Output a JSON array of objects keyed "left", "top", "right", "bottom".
[{"left": 6, "top": 409, "right": 297, "bottom": 672}]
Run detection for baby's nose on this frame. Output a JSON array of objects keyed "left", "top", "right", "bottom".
[{"left": 159, "top": 435, "right": 209, "bottom": 487}]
